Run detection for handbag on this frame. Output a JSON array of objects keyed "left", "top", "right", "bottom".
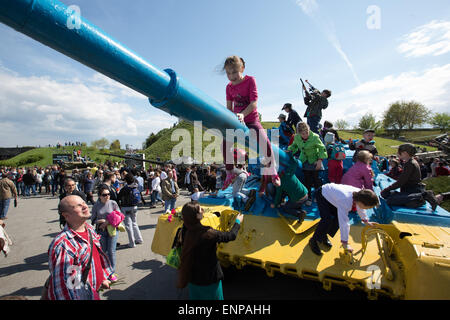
[
  {"left": 166, "top": 246, "right": 182, "bottom": 269},
  {"left": 166, "top": 227, "right": 183, "bottom": 269},
  {"left": 40, "top": 229, "right": 95, "bottom": 300}
]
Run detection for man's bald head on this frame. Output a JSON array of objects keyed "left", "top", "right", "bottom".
[{"left": 58, "top": 195, "right": 91, "bottom": 228}]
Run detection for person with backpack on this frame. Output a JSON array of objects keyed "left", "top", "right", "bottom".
[
  {"left": 324, "top": 132, "right": 346, "bottom": 184},
  {"left": 117, "top": 173, "right": 143, "bottom": 248}
]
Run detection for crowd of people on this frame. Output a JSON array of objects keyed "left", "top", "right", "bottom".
[{"left": 1, "top": 54, "right": 449, "bottom": 301}]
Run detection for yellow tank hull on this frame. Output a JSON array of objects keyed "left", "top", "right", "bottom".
[{"left": 151, "top": 204, "right": 450, "bottom": 300}]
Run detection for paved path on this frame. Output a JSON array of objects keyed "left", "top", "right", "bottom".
[{"left": 0, "top": 191, "right": 369, "bottom": 300}]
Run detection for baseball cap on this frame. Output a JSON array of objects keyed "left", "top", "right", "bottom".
[{"left": 282, "top": 103, "right": 292, "bottom": 110}]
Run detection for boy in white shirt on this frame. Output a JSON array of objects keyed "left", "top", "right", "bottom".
[
  {"left": 191, "top": 187, "right": 206, "bottom": 202},
  {"left": 309, "top": 183, "right": 379, "bottom": 255}
]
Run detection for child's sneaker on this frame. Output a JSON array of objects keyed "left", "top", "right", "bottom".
[
  {"left": 222, "top": 172, "right": 235, "bottom": 190},
  {"left": 244, "top": 189, "right": 257, "bottom": 211}
]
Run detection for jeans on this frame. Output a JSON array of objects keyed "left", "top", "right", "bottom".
[
  {"left": 122, "top": 207, "right": 143, "bottom": 247},
  {"left": 51, "top": 181, "right": 58, "bottom": 195},
  {"left": 164, "top": 198, "right": 176, "bottom": 212},
  {"left": 0, "top": 199, "right": 11, "bottom": 219},
  {"left": 307, "top": 115, "right": 321, "bottom": 134},
  {"left": 151, "top": 191, "right": 163, "bottom": 205},
  {"left": 25, "top": 184, "right": 37, "bottom": 196},
  {"left": 98, "top": 228, "right": 118, "bottom": 273},
  {"left": 16, "top": 181, "right": 25, "bottom": 196}
]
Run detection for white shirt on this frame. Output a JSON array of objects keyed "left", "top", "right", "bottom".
[
  {"left": 136, "top": 176, "right": 144, "bottom": 187},
  {"left": 321, "top": 183, "right": 369, "bottom": 242},
  {"left": 160, "top": 171, "right": 168, "bottom": 180},
  {"left": 191, "top": 191, "right": 205, "bottom": 201},
  {"left": 152, "top": 177, "right": 161, "bottom": 193}
]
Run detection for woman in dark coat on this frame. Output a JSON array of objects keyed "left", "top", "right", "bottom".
[{"left": 177, "top": 202, "right": 243, "bottom": 300}]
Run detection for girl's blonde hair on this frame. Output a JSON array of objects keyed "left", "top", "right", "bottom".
[
  {"left": 357, "top": 150, "right": 373, "bottom": 163},
  {"left": 297, "top": 122, "right": 309, "bottom": 133},
  {"left": 223, "top": 55, "right": 245, "bottom": 72}
]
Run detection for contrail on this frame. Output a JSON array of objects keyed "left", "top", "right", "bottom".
[{"left": 296, "top": 0, "right": 361, "bottom": 85}]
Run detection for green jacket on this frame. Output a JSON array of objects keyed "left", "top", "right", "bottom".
[
  {"left": 288, "top": 131, "right": 328, "bottom": 165},
  {"left": 274, "top": 158, "right": 308, "bottom": 206}
]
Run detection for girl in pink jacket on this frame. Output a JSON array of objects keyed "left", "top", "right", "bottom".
[{"left": 341, "top": 150, "right": 374, "bottom": 190}]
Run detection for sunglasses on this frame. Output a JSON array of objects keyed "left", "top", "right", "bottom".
[{"left": 101, "top": 193, "right": 110, "bottom": 197}]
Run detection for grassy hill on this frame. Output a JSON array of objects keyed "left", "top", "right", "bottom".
[
  {"left": 144, "top": 121, "right": 224, "bottom": 163},
  {"left": 0, "top": 146, "right": 125, "bottom": 168}
]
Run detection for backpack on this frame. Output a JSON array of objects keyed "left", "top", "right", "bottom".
[
  {"left": 324, "top": 132, "right": 335, "bottom": 145},
  {"left": 122, "top": 185, "right": 141, "bottom": 206},
  {"left": 328, "top": 143, "right": 346, "bottom": 161}
]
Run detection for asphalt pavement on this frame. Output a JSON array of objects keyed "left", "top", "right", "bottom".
[{"left": 0, "top": 190, "right": 369, "bottom": 300}]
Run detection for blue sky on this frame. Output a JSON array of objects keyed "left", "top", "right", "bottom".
[{"left": 0, "top": 0, "right": 449, "bottom": 148}]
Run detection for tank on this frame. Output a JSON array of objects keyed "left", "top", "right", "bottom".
[{"left": 1, "top": 0, "right": 449, "bottom": 300}]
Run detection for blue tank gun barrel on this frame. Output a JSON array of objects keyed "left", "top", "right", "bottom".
[{"left": 0, "top": 0, "right": 298, "bottom": 171}]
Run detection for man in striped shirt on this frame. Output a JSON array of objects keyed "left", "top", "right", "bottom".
[{"left": 45, "top": 195, "right": 114, "bottom": 300}]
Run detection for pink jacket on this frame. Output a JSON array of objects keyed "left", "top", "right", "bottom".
[
  {"left": 106, "top": 210, "right": 125, "bottom": 228},
  {"left": 341, "top": 161, "right": 373, "bottom": 190}
]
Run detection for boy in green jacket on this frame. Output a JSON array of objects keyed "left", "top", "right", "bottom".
[
  {"left": 287, "top": 122, "right": 328, "bottom": 205},
  {"left": 271, "top": 155, "right": 308, "bottom": 220}
]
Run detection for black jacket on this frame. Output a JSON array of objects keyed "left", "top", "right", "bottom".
[
  {"left": 304, "top": 91, "right": 328, "bottom": 118},
  {"left": 189, "top": 223, "right": 240, "bottom": 286},
  {"left": 286, "top": 109, "right": 302, "bottom": 132}
]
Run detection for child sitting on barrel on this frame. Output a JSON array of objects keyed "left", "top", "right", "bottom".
[{"left": 381, "top": 144, "right": 441, "bottom": 210}]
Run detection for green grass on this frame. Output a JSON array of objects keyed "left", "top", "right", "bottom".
[
  {"left": 144, "top": 121, "right": 221, "bottom": 163},
  {"left": 0, "top": 146, "right": 125, "bottom": 168},
  {"left": 423, "top": 176, "right": 450, "bottom": 211},
  {"left": 337, "top": 131, "right": 437, "bottom": 156}
]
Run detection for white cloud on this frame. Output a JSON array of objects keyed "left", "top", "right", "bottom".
[
  {"left": 296, "top": 0, "right": 318, "bottom": 16},
  {"left": 0, "top": 68, "right": 177, "bottom": 147},
  {"left": 398, "top": 20, "right": 450, "bottom": 57},
  {"left": 327, "top": 64, "right": 450, "bottom": 126}
]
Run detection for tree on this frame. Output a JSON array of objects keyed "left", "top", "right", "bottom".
[
  {"left": 430, "top": 112, "right": 450, "bottom": 132},
  {"left": 383, "top": 101, "right": 430, "bottom": 137},
  {"left": 91, "top": 138, "right": 109, "bottom": 149},
  {"left": 358, "top": 113, "right": 381, "bottom": 131},
  {"left": 110, "top": 139, "right": 121, "bottom": 150},
  {"left": 403, "top": 101, "right": 430, "bottom": 130},
  {"left": 335, "top": 119, "right": 349, "bottom": 130}
]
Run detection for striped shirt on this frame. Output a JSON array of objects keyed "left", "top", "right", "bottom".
[{"left": 46, "top": 223, "right": 113, "bottom": 300}]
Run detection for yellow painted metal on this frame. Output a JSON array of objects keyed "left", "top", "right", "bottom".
[{"left": 151, "top": 204, "right": 450, "bottom": 300}]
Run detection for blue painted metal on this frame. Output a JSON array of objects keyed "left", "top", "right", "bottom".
[{"left": 0, "top": 0, "right": 298, "bottom": 172}]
